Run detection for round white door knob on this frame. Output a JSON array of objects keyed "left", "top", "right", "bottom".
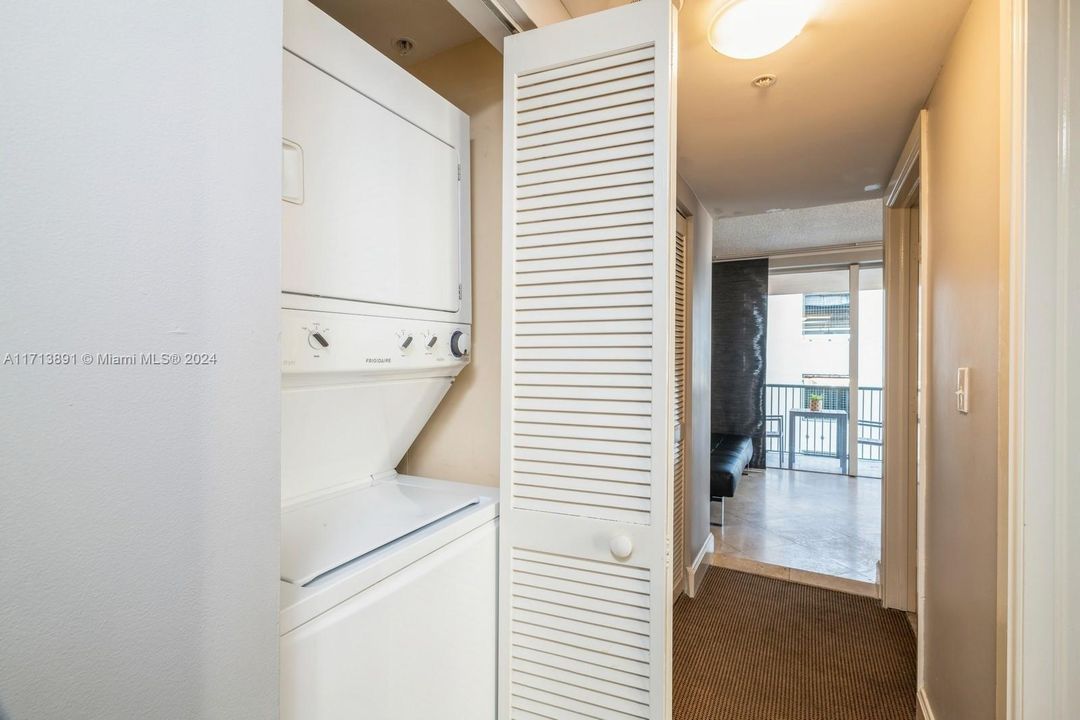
[{"left": 609, "top": 535, "right": 633, "bottom": 560}]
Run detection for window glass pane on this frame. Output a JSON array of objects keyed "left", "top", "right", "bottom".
[{"left": 802, "top": 292, "right": 850, "bottom": 335}]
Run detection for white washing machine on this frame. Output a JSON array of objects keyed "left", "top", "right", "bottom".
[
  {"left": 279, "top": 1, "right": 495, "bottom": 717},
  {"left": 279, "top": 474, "right": 498, "bottom": 720}
]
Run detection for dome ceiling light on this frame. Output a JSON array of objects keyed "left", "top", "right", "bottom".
[{"left": 708, "top": 0, "right": 819, "bottom": 60}]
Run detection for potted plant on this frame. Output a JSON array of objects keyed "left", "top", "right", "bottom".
[{"left": 809, "top": 393, "right": 823, "bottom": 412}]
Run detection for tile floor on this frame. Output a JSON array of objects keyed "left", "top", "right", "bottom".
[
  {"left": 765, "top": 452, "right": 883, "bottom": 479},
  {"left": 711, "top": 468, "right": 881, "bottom": 585}
]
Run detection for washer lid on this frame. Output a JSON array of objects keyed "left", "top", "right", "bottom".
[{"left": 281, "top": 481, "right": 479, "bottom": 586}]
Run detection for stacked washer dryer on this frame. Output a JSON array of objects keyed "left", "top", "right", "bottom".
[{"left": 279, "top": 1, "right": 497, "bottom": 717}]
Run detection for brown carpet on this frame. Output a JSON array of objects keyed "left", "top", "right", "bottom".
[{"left": 674, "top": 568, "right": 916, "bottom": 720}]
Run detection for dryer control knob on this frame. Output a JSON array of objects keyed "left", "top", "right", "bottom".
[{"left": 450, "top": 330, "right": 470, "bottom": 358}]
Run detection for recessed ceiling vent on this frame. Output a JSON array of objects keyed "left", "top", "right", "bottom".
[
  {"left": 751, "top": 73, "right": 777, "bottom": 88},
  {"left": 394, "top": 37, "right": 415, "bottom": 57}
]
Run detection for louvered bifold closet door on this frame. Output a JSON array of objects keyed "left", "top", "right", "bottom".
[
  {"left": 500, "top": 2, "right": 677, "bottom": 719},
  {"left": 672, "top": 214, "right": 687, "bottom": 600}
]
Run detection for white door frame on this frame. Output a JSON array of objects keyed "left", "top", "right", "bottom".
[
  {"left": 881, "top": 112, "right": 927, "bottom": 617},
  {"left": 847, "top": 263, "right": 861, "bottom": 480},
  {"left": 1005, "top": 0, "right": 1079, "bottom": 718}
]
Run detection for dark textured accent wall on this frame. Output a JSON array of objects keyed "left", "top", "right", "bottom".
[{"left": 710, "top": 259, "right": 768, "bottom": 468}]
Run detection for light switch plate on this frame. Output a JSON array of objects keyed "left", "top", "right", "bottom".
[
  {"left": 956, "top": 367, "right": 970, "bottom": 414},
  {"left": 281, "top": 139, "right": 304, "bottom": 205}
]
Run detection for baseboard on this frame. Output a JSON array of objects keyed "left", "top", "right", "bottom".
[
  {"left": 916, "top": 687, "right": 935, "bottom": 720},
  {"left": 685, "top": 533, "right": 715, "bottom": 598}
]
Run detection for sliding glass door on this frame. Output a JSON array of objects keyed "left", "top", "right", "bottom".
[{"left": 765, "top": 263, "right": 883, "bottom": 478}]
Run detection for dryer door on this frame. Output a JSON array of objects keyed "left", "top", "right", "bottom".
[{"left": 282, "top": 51, "right": 461, "bottom": 314}]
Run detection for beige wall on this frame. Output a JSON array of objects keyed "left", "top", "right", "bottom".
[
  {"left": 922, "top": 0, "right": 1004, "bottom": 716},
  {"left": 400, "top": 39, "right": 503, "bottom": 486},
  {"left": 679, "top": 177, "right": 714, "bottom": 570}
]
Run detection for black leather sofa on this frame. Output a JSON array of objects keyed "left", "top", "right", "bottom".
[{"left": 710, "top": 433, "right": 753, "bottom": 525}]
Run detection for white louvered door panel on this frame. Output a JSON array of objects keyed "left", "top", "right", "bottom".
[
  {"left": 672, "top": 213, "right": 687, "bottom": 601},
  {"left": 500, "top": 2, "right": 677, "bottom": 718}
]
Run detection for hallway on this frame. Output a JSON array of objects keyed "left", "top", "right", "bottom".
[{"left": 674, "top": 568, "right": 916, "bottom": 719}]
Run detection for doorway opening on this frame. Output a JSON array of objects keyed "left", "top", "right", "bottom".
[{"left": 710, "top": 257, "right": 885, "bottom": 589}]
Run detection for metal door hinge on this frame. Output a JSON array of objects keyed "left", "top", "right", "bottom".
[
  {"left": 457, "top": 164, "right": 462, "bottom": 181},
  {"left": 458, "top": 284, "right": 463, "bottom": 300}
]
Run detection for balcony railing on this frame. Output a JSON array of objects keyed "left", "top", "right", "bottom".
[{"left": 764, "top": 383, "right": 883, "bottom": 475}]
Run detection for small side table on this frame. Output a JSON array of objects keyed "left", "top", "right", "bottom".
[{"left": 787, "top": 408, "right": 849, "bottom": 474}]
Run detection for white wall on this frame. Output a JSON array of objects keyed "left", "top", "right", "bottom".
[
  {"left": 857, "top": 290, "right": 885, "bottom": 388},
  {"left": 0, "top": 3, "right": 282, "bottom": 718},
  {"left": 765, "top": 291, "right": 884, "bottom": 388}
]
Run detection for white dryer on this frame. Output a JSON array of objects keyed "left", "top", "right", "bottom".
[{"left": 279, "top": 1, "right": 495, "bottom": 718}]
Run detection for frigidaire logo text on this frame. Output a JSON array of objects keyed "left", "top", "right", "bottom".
[{"left": 365, "top": 357, "right": 392, "bottom": 364}]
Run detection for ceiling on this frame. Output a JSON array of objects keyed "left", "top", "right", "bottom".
[
  {"left": 311, "top": 0, "right": 480, "bottom": 68},
  {"left": 677, "top": 0, "right": 970, "bottom": 218},
  {"left": 713, "top": 199, "right": 882, "bottom": 259},
  {"left": 560, "top": 0, "right": 633, "bottom": 16}
]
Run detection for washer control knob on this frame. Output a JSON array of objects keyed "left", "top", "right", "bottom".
[
  {"left": 426, "top": 335, "right": 438, "bottom": 349},
  {"left": 400, "top": 335, "right": 414, "bottom": 350},
  {"left": 308, "top": 331, "right": 329, "bottom": 349},
  {"left": 450, "top": 330, "right": 470, "bottom": 358}
]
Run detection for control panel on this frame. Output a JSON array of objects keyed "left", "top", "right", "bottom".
[{"left": 282, "top": 309, "right": 470, "bottom": 375}]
